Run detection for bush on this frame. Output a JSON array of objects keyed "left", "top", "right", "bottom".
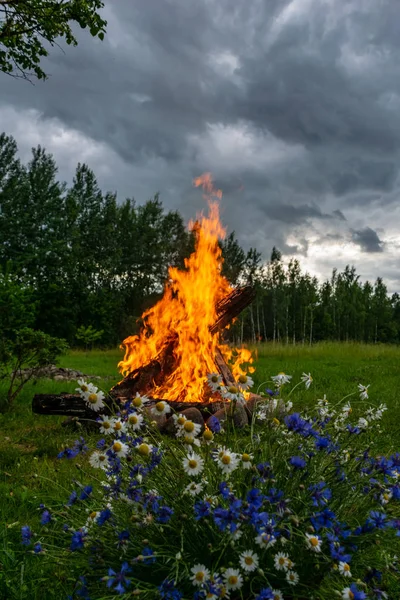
[
  {"left": 14, "top": 375, "right": 400, "bottom": 599},
  {"left": 0, "top": 327, "right": 69, "bottom": 410}
]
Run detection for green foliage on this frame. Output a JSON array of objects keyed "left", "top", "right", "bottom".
[
  {"left": 0, "top": 327, "right": 69, "bottom": 410},
  {"left": 75, "top": 324, "right": 103, "bottom": 349},
  {"left": 0, "top": 0, "right": 106, "bottom": 80},
  {"left": 0, "top": 266, "right": 37, "bottom": 336}
]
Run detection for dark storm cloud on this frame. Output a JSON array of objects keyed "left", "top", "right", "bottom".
[
  {"left": 351, "top": 227, "right": 384, "bottom": 253},
  {"left": 1, "top": 0, "right": 400, "bottom": 290}
]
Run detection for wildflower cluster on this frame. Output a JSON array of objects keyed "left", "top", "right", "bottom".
[{"left": 19, "top": 374, "right": 400, "bottom": 599}]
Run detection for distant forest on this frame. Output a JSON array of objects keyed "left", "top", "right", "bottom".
[{"left": 1, "top": 132, "right": 400, "bottom": 348}]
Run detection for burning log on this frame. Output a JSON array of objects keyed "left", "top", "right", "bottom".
[{"left": 210, "top": 285, "right": 256, "bottom": 335}]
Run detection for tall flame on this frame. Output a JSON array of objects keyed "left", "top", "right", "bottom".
[{"left": 118, "top": 173, "right": 254, "bottom": 402}]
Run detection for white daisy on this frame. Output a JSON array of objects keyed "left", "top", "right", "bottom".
[
  {"left": 173, "top": 414, "right": 187, "bottom": 428},
  {"left": 272, "top": 591, "right": 284, "bottom": 600},
  {"left": 222, "top": 385, "right": 243, "bottom": 402},
  {"left": 127, "top": 412, "right": 144, "bottom": 431},
  {"left": 85, "top": 510, "right": 100, "bottom": 527},
  {"left": 237, "top": 374, "right": 254, "bottom": 391},
  {"left": 182, "top": 434, "right": 201, "bottom": 447},
  {"left": 358, "top": 383, "right": 370, "bottom": 400},
  {"left": 151, "top": 401, "right": 171, "bottom": 416},
  {"left": 111, "top": 417, "right": 126, "bottom": 437},
  {"left": 338, "top": 561, "right": 352, "bottom": 577},
  {"left": 380, "top": 490, "right": 392, "bottom": 505},
  {"left": 202, "top": 429, "right": 214, "bottom": 444},
  {"left": 131, "top": 393, "right": 150, "bottom": 410},
  {"left": 177, "top": 420, "right": 202, "bottom": 438},
  {"left": 305, "top": 534, "right": 322, "bottom": 552},
  {"left": 191, "top": 564, "right": 210, "bottom": 586},
  {"left": 271, "top": 372, "right": 292, "bottom": 387},
  {"left": 111, "top": 440, "right": 129, "bottom": 458},
  {"left": 207, "top": 372, "right": 223, "bottom": 392},
  {"left": 239, "top": 550, "right": 259, "bottom": 572},
  {"left": 84, "top": 389, "right": 105, "bottom": 412},
  {"left": 223, "top": 568, "right": 243, "bottom": 590},
  {"left": 274, "top": 552, "right": 291, "bottom": 571},
  {"left": 358, "top": 417, "right": 368, "bottom": 429},
  {"left": 97, "top": 415, "right": 113, "bottom": 435},
  {"left": 183, "top": 452, "right": 204, "bottom": 476},
  {"left": 301, "top": 372, "right": 313, "bottom": 389},
  {"left": 341, "top": 403, "right": 352, "bottom": 418},
  {"left": 230, "top": 526, "right": 243, "bottom": 541},
  {"left": 256, "top": 532, "right": 277, "bottom": 550},
  {"left": 137, "top": 443, "right": 153, "bottom": 457},
  {"left": 89, "top": 450, "right": 108, "bottom": 469},
  {"left": 286, "top": 571, "right": 299, "bottom": 586},
  {"left": 184, "top": 482, "right": 204, "bottom": 496},
  {"left": 240, "top": 453, "right": 253, "bottom": 469},
  {"left": 215, "top": 448, "right": 239, "bottom": 475},
  {"left": 76, "top": 379, "right": 96, "bottom": 396}
]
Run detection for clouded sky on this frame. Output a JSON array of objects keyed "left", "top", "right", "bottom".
[{"left": 1, "top": 0, "right": 400, "bottom": 292}]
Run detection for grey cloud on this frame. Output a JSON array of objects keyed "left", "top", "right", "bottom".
[
  {"left": 333, "top": 210, "right": 346, "bottom": 221},
  {"left": 351, "top": 227, "right": 384, "bottom": 253}
]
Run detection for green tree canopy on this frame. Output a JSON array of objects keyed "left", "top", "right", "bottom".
[{"left": 0, "top": 0, "right": 106, "bottom": 80}]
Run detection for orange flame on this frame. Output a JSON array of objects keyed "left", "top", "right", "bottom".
[{"left": 118, "top": 173, "right": 254, "bottom": 402}]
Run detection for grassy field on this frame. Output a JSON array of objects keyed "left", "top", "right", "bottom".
[{"left": 1, "top": 342, "right": 400, "bottom": 597}]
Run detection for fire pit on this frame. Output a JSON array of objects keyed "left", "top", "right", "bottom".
[{"left": 32, "top": 174, "right": 262, "bottom": 429}]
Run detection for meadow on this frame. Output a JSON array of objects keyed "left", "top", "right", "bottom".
[{"left": 1, "top": 342, "right": 400, "bottom": 599}]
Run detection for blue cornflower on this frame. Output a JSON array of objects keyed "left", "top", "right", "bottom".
[
  {"left": 117, "top": 530, "right": 130, "bottom": 548},
  {"left": 255, "top": 589, "right": 274, "bottom": 600},
  {"left": 367, "top": 511, "right": 388, "bottom": 530},
  {"left": 284, "top": 413, "right": 317, "bottom": 437},
  {"left": 79, "top": 485, "right": 93, "bottom": 501},
  {"left": 21, "top": 525, "right": 32, "bottom": 545},
  {"left": 106, "top": 562, "right": 131, "bottom": 595},
  {"left": 194, "top": 500, "right": 211, "bottom": 520},
  {"left": 157, "top": 506, "right": 174, "bottom": 523},
  {"left": 97, "top": 508, "right": 112, "bottom": 526},
  {"left": 207, "top": 415, "right": 221, "bottom": 433},
  {"left": 364, "top": 568, "right": 382, "bottom": 584},
  {"left": 374, "top": 457, "right": 395, "bottom": 477},
  {"left": 265, "top": 388, "right": 278, "bottom": 396},
  {"left": 309, "top": 482, "right": 332, "bottom": 507},
  {"left": 265, "top": 488, "right": 284, "bottom": 504},
  {"left": 70, "top": 530, "right": 85, "bottom": 551},
  {"left": 247, "top": 488, "right": 264, "bottom": 508},
  {"left": 289, "top": 456, "right": 307, "bottom": 469},
  {"left": 67, "top": 490, "right": 78, "bottom": 506},
  {"left": 73, "top": 437, "right": 88, "bottom": 454},
  {"left": 74, "top": 576, "right": 90, "bottom": 599},
  {"left": 347, "top": 425, "right": 361, "bottom": 435},
  {"left": 311, "top": 508, "right": 336, "bottom": 531},
  {"left": 158, "top": 578, "right": 183, "bottom": 600},
  {"left": 33, "top": 543, "right": 43, "bottom": 554},
  {"left": 218, "top": 482, "right": 232, "bottom": 499},
  {"left": 329, "top": 543, "right": 351, "bottom": 563},
  {"left": 57, "top": 447, "right": 79, "bottom": 459},
  {"left": 256, "top": 462, "right": 273, "bottom": 479},
  {"left": 96, "top": 438, "right": 106, "bottom": 449},
  {"left": 142, "top": 546, "right": 156, "bottom": 565},
  {"left": 345, "top": 584, "right": 366, "bottom": 599},
  {"left": 389, "top": 518, "right": 400, "bottom": 535},
  {"left": 390, "top": 484, "right": 400, "bottom": 500},
  {"left": 40, "top": 510, "right": 52, "bottom": 525},
  {"left": 213, "top": 503, "right": 240, "bottom": 533}
]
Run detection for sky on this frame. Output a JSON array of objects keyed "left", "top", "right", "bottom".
[{"left": 1, "top": 0, "right": 400, "bottom": 293}]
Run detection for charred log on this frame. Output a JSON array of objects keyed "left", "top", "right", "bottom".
[{"left": 210, "top": 285, "right": 256, "bottom": 335}]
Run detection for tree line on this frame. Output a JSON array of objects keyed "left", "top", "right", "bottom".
[{"left": 1, "top": 132, "right": 400, "bottom": 349}]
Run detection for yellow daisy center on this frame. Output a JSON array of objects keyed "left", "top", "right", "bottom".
[
  {"left": 138, "top": 443, "right": 150, "bottom": 456},
  {"left": 242, "top": 453, "right": 250, "bottom": 462},
  {"left": 99, "top": 455, "right": 106, "bottom": 461},
  {"left": 278, "top": 557, "right": 285, "bottom": 565},
  {"left": 310, "top": 537, "right": 319, "bottom": 547},
  {"left": 228, "top": 575, "right": 238, "bottom": 585},
  {"left": 155, "top": 401, "right": 165, "bottom": 413},
  {"left": 349, "top": 592, "right": 354, "bottom": 600},
  {"left": 88, "top": 393, "right": 97, "bottom": 403},
  {"left": 114, "top": 422, "right": 122, "bottom": 430},
  {"left": 81, "top": 384, "right": 88, "bottom": 392},
  {"left": 278, "top": 372, "right": 286, "bottom": 376},
  {"left": 343, "top": 563, "right": 350, "bottom": 572},
  {"left": 177, "top": 416, "right": 186, "bottom": 425},
  {"left": 273, "top": 418, "right": 280, "bottom": 426},
  {"left": 228, "top": 386, "right": 238, "bottom": 394},
  {"left": 113, "top": 442, "right": 122, "bottom": 453},
  {"left": 195, "top": 572, "right": 204, "bottom": 581},
  {"left": 211, "top": 375, "right": 219, "bottom": 383},
  {"left": 89, "top": 511, "right": 97, "bottom": 519},
  {"left": 133, "top": 397, "right": 142, "bottom": 407},
  {"left": 238, "top": 375, "right": 247, "bottom": 384},
  {"left": 244, "top": 556, "right": 253, "bottom": 565},
  {"left": 222, "top": 455, "right": 231, "bottom": 465},
  {"left": 184, "top": 421, "right": 195, "bottom": 432},
  {"left": 203, "top": 430, "right": 213, "bottom": 441},
  {"left": 129, "top": 415, "right": 138, "bottom": 424},
  {"left": 103, "top": 421, "right": 110, "bottom": 429},
  {"left": 188, "top": 459, "right": 198, "bottom": 469}
]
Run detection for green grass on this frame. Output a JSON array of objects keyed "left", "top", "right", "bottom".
[{"left": 1, "top": 342, "right": 400, "bottom": 598}]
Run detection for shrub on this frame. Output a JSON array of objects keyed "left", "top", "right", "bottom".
[{"left": 16, "top": 375, "right": 400, "bottom": 599}]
